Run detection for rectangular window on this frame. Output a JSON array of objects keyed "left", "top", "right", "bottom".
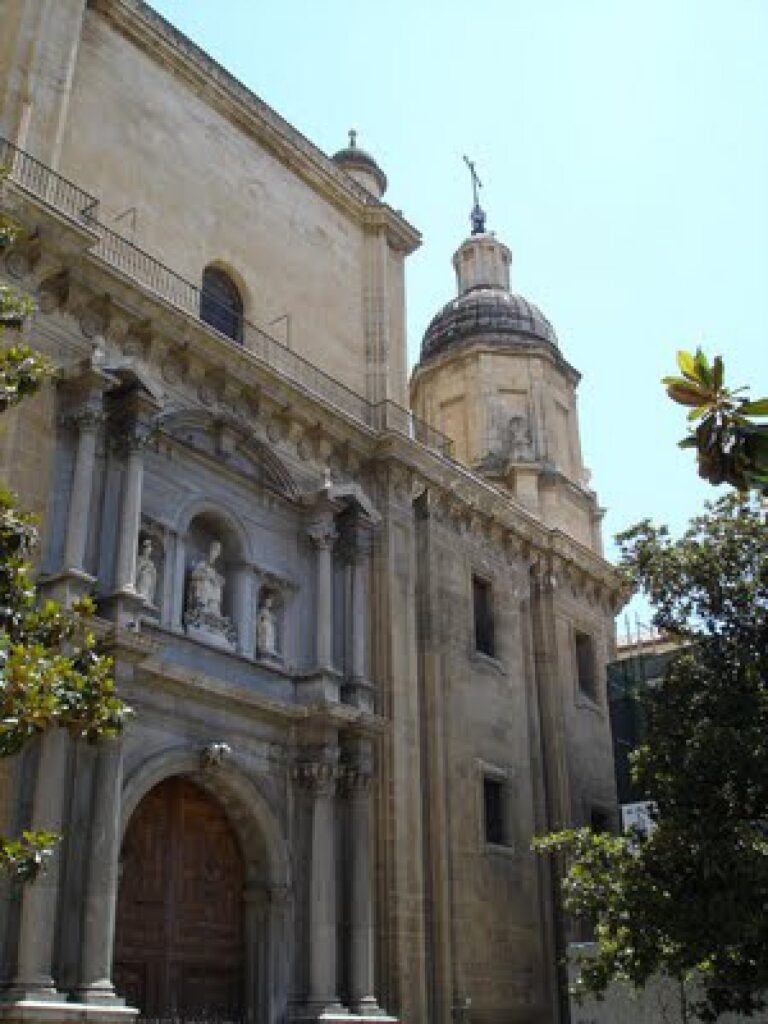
[
  {"left": 473, "top": 576, "right": 495, "bottom": 656},
  {"left": 575, "top": 629, "right": 597, "bottom": 699},
  {"left": 483, "top": 777, "right": 506, "bottom": 845},
  {"left": 590, "top": 807, "right": 611, "bottom": 834}
]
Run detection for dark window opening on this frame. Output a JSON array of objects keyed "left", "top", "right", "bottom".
[
  {"left": 201, "top": 266, "right": 243, "bottom": 342},
  {"left": 575, "top": 629, "right": 597, "bottom": 699},
  {"left": 590, "top": 807, "right": 611, "bottom": 834},
  {"left": 473, "top": 576, "right": 495, "bottom": 656},
  {"left": 483, "top": 777, "right": 506, "bottom": 845}
]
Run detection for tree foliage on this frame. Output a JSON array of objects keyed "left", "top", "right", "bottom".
[
  {"left": 664, "top": 348, "right": 768, "bottom": 492},
  {"left": 0, "top": 209, "right": 127, "bottom": 881},
  {"left": 535, "top": 493, "right": 768, "bottom": 1022}
]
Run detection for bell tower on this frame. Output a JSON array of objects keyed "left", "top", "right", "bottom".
[{"left": 410, "top": 168, "right": 604, "bottom": 552}]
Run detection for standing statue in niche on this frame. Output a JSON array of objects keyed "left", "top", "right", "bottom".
[
  {"left": 184, "top": 539, "right": 237, "bottom": 649},
  {"left": 135, "top": 538, "right": 158, "bottom": 605},
  {"left": 256, "top": 593, "right": 279, "bottom": 658}
]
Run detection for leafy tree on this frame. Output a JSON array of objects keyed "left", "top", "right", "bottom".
[
  {"left": 0, "top": 210, "right": 126, "bottom": 881},
  {"left": 664, "top": 349, "right": 768, "bottom": 492},
  {"left": 535, "top": 493, "right": 768, "bottom": 1022}
]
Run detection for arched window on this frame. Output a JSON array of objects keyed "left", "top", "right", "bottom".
[{"left": 200, "top": 266, "right": 243, "bottom": 342}]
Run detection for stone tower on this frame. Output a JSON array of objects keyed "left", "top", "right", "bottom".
[{"left": 410, "top": 203, "right": 604, "bottom": 553}]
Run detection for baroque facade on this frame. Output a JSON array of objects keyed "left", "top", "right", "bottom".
[{"left": 0, "top": 2, "right": 622, "bottom": 1023}]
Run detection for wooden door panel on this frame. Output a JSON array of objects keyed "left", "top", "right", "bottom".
[{"left": 114, "top": 777, "right": 245, "bottom": 1018}]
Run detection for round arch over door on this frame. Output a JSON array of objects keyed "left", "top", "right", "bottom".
[{"left": 114, "top": 777, "right": 245, "bottom": 1019}]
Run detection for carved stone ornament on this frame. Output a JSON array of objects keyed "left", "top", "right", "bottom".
[{"left": 200, "top": 742, "right": 232, "bottom": 772}]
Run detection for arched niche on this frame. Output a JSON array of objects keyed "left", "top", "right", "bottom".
[{"left": 183, "top": 508, "right": 244, "bottom": 649}]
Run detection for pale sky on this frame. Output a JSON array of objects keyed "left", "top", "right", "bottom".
[{"left": 150, "top": 0, "right": 768, "bottom": 633}]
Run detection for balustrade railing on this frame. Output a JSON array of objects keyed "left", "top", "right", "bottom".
[
  {"left": 0, "top": 135, "right": 453, "bottom": 459},
  {"left": 0, "top": 136, "right": 98, "bottom": 223}
]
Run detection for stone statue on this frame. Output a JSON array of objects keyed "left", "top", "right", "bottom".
[
  {"left": 256, "top": 594, "right": 278, "bottom": 657},
  {"left": 135, "top": 538, "right": 157, "bottom": 605},
  {"left": 187, "top": 540, "right": 225, "bottom": 617}
]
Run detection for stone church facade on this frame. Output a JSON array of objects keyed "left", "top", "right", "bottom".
[{"left": 0, "top": 2, "right": 622, "bottom": 1023}]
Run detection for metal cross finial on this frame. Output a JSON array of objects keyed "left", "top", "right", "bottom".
[
  {"left": 463, "top": 154, "right": 487, "bottom": 234},
  {"left": 349, "top": 129, "right": 357, "bottom": 148}
]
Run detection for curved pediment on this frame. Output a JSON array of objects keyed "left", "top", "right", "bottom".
[{"left": 157, "top": 407, "right": 298, "bottom": 498}]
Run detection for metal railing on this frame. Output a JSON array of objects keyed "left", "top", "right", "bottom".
[
  {"left": 0, "top": 135, "right": 453, "bottom": 459},
  {"left": 0, "top": 136, "right": 98, "bottom": 223}
]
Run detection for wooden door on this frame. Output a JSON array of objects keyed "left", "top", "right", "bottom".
[{"left": 114, "top": 777, "right": 245, "bottom": 1019}]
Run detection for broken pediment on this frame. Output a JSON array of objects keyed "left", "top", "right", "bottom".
[{"left": 158, "top": 407, "right": 297, "bottom": 498}]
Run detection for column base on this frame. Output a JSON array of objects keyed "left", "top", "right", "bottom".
[
  {"left": 0, "top": 998, "right": 136, "bottom": 1024},
  {"left": 71, "top": 983, "right": 125, "bottom": 1007},
  {"left": 0, "top": 987, "right": 61, "bottom": 1005},
  {"left": 290, "top": 1002, "right": 397, "bottom": 1023},
  {"left": 349, "top": 996, "right": 391, "bottom": 1018},
  {"left": 38, "top": 569, "right": 97, "bottom": 607},
  {"left": 341, "top": 676, "right": 375, "bottom": 713},
  {"left": 100, "top": 588, "right": 147, "bottom": 629},
  {"left": 296, "top": 668, "right": 343, "bottom": 705}
]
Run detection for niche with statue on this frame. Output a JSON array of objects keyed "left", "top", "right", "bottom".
[
  {"left": 134, "top": 528, "right": 163, "bottom": 616},
  {"left": 183, "top": 514, "right": 238, "bottom": 650},
  {"left": 255, "top": 582, "right": 283, "bottom": 662}
]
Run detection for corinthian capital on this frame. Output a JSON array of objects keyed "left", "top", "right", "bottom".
[{"left": 307, "top": 522, "right": 338, "bottom": 551}]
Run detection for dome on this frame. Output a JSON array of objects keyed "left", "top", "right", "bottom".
[
  {"left": 332, "top": 130, "right": 387, "bottom": 198},
  {"left": 420, "top": 286, "right": 558, "bottom": 363}
]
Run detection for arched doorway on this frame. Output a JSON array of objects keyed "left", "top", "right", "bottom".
[{"left": 114, "top": 777, "right": 245, "bottom": 1019}]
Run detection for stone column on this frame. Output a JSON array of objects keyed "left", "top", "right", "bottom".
[
  {"left": 63, "top": 405, "right": 102, "bottom": 575},
  {"left": 244, "top": 883, "right": 269, "bottom": 1023},
  {"left": 171, "top": 531, "right": 186, "bottom": 630},
  {"left": 308, "top": 522, "right": 337, "bottom": 672},
  {"left": 113, "top": 432, "right": 146, "bottom": 596},
  {"left": 296, "top": 755, "right": 344, "bottom": 1015},
  {"left": 344, "top": 523, "right": 375, "bottom": 711},
  {"left": 75, "top": 737, "right": 124, "bottom": 1004},
  {"left": 234, "top": 564, "right": 256, "bottom": 659},
  {"left": 9, "top": 729, "right": 69, "bottom": 999},
  {"left": 344, "top": 751, "right": 382, "bottom": 1016}
]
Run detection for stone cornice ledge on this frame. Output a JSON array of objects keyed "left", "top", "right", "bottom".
[
  {"left": 92, "top": 0, "right": 420, "bottom": 253},
  {"left": 136, "top": 656, "right": 389, "bottom": 734}
]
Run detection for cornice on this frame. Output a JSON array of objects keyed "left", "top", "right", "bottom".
[
  {"left": 89, "top": 0, "right": 420, "bottom": 254},
  {"left": 409, "top": 333, "right": 581, "bottom": 394}
]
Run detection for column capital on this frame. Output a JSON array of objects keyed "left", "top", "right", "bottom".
[
  {"left": 60, "top": 404, "right": 105, "bottom": 432},
  {"left": 292, "top": 744, "right": 340, "bottom": 793},
  {"left": 340, "top": 765, "right": 373, "bottom": 795},
  {"left": 111, "top": 419, "right": 155, "bottom": 456},
  {"left": 307, "top": 522, "right": 338, "bottom": 550}
]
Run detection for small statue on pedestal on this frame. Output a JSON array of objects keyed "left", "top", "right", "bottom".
[
  {"left": 256, "top": 593, "right": 279, "bottom": 659},
  {"left": 135, "top": 538, "right": 158, "bottom": 605}
]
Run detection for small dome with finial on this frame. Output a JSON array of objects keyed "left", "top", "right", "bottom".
[
  {"left": 417, "top": 158, "right": 559, "bottom": 364},
  {"left": 332, "top": 129, "right": 388, "bottom": 198}
]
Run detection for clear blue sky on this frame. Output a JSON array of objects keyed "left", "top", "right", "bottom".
[{"left": 152, "top": 0, "right": 768, "bottom": 633}]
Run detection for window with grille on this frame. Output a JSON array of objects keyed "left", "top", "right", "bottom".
[{"left": 200, "top": 266, "right": 243, "bottom": 342}]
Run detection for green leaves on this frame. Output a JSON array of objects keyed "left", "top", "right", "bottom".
[
  {"left": 664, "top": 348, "right": 768, "bottom": 492},
  {"left": 537, "top": 495, "right": 768, "bottom": 1021},
  {"left": 0, "top": 228, "right": 128, "bottom": 878}
]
